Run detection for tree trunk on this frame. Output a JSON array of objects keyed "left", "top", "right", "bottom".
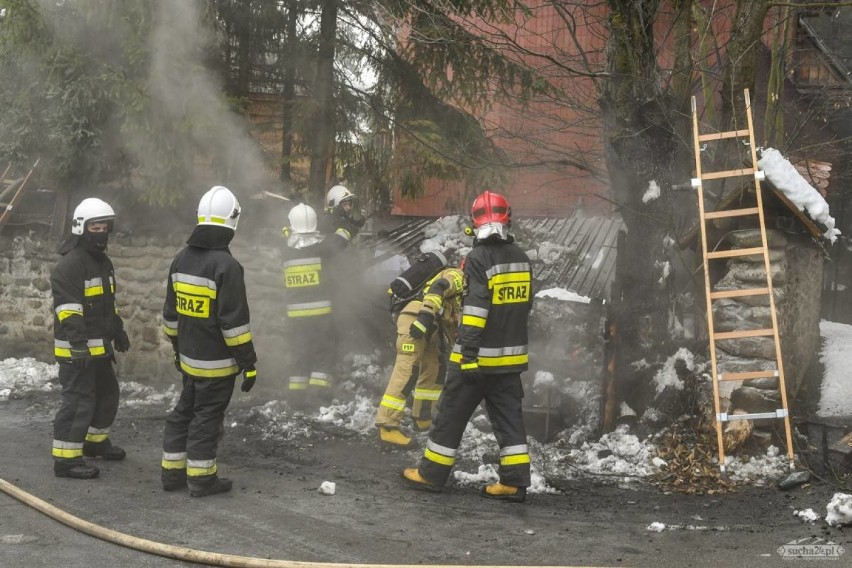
[
  {"left": 279, "top": 0, "right": 299, "bottom": 186},
  {"left": 601, "top": 0, "right": 677, "bottom": 413},
  {"left": 308, "top": 0, "right": 337, "bottom": 206}
]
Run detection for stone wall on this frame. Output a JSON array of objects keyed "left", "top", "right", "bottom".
[
  {"left": 0, "top": 232, "right": 290, "bottom": 383},
  {"left": 712, "top": 229, "right": 823, "bottom": 417}
]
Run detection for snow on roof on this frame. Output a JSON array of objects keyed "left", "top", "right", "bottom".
[{"left": 758, "top": 148, "right": 841, "bottom": 243}]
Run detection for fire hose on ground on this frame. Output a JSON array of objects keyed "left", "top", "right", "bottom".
[{"left": 0, "top": 477, "right": 598, "bottom": 568}]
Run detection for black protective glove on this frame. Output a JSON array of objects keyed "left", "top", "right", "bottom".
[
  {"left": 459, "top": 350, "right": 482, "bottom": 381},
  {"left": 70, "top": 346, "right": 91, "bottom": 371},
  {"left": 173, "top": 352, "right": 183, "bottom": 375},
  {"left": 409, "top": 311, "right": 436, "bottom": 340},
  {"left": 241, "top": 367, "right": 257, "bottom": 393},
  {"left": 113, "top": 330, "right": 131, "bottom": 353}
]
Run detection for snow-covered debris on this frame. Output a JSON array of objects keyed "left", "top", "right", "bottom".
[
  {"left": 642, "top": 180, "right": 661, "bottom": 203},
  {"left": 120, "top": 381, "right": 180, "bottom": 408},
  {"left": 652, "top": 348, "right": 695, "bottom": 393},
  {"left": 318, "top": 481, "right": 336, "bottom": 495},
  {"left": 420, "top": 215, "right": 472, "bottom": 259},
  {"left": 535, "top": 287, "right": 591, "bottom": 304},
  {"left": 758, "top": 148, "right": 840, "bottom": 243},
  {"left": 0, "top": 358, "right": 58, "bottom": 398},
  {"left": 647, "top": 522, "right": 666, "bottom": 532},
  {"left": 826, "top": 493, "right": 852, "bottom": 527},
  {"left": 726, "top": 445, "right": 788, "bottom": 484},
  {"left": 316, "top": 395, "right": 377, "bottom": 433},
  {"left": 794, "top": 509, "right": 820, "bottom": 524}
]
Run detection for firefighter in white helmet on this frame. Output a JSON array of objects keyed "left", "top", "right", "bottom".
[
  {"left": 161, "top": 185, "right": 259, "bottom": 497},
  {"left": 282, "top": 202, "right": 351, "bottom": 404},
  {"left": 51, "top": 197, "right": 131, "bottom": 480},
  {"left": 319, "top": 184, "right": 365, "bottom": 238}
]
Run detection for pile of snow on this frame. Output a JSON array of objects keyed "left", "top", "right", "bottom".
[
  {"left": 0, "top": 357, "right": 58, "bottom": 399},
  {"left": 535, "top": 287, "right": 591, "bottom": 304},
  {"left": 726, "top": 445, "right": 789, "bottom": 484},
  {"left": 758, "top": 148, "right": 840, "bottom": 243},
  {"left": 826, "top": 493, "right": 852, "bottom": 527},
  {"left": 794, "top": 508, "right": 820, "bottom": 524},
  {"left": 652, "top": 348, "right": 696, "bottom": 393},
  {"left": 317, "top": 395, "right": 377, "bottom": 433},
  {"left": 817, "top": 320, "right": 852, "bottom": 417}
]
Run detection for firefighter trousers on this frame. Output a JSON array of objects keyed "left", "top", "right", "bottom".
[
  {"left": 162, "top": 374, "right": 235, "bottom": 480},
  {"left": 375, "top": 311, "right": 443, "bottom": 429},
  {"left": 52, "top": 358, "right": 119, "bottom": 463},
  {"left": 418, "top": 369, "right": 531, "bottom": 488},
  {"left": 287, "top": 315, "right": 334, "bottom": 394}
]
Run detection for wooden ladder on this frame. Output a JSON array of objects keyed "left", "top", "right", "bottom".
[
  {"left": 0, "top": 158, "right": 40, "bottom": 235},
  {"left": 690, "top": 89, "right": 794, "bottom": 473}
]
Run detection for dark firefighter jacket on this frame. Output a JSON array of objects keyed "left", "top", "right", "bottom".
[
  {"left": 162, "top": 226, "right": 257, "bottom": 378},
  {"left": 282, "top": 233, "right": 349, "bottom": 319},
  {"left": 51, "top": 239, "right": 124, "bottom": 361},
  {"left": 450, "top": 237, "right": 533, "bottom": 374}
]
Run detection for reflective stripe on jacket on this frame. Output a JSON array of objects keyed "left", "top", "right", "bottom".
[
  {"left": 162, "top": 245, "right": 256, "bottom": 379},
  {"left": 51, "top": 245, "right": 123, "bottom": 361},
  {"left": 451, "top": 238, "right": 532, "bottom": 374}
]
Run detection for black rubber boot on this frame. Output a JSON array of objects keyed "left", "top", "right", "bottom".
[
  {"left": 162, "top": 469, "right": 188, "bottom": 492},
  {"left": 189, "top": 476, "right": 233, "bottom": 498},
  {"left": 54, "top": 459, "right": 100, "bottom": 479},
  {"left": 83, "top": 440, "right": 126, "bottom": 461}
]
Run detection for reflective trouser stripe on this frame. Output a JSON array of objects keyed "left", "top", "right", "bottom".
[
  {"left": 413, "top": 388, "right": 441, "bottom": 402},
  {"left": 52, "top": 440, "right": 84, "bottom": 459},
  {"left": 289, "top": 376, "right": 308, "bottom": 390},
  {"left": 381, "top": 395, "right": 406, "bottom": 411},
  {"left": 162, "top": 452, "right": 187, "bottom": 470},
  {"left": 424, "top": 448, "right": 455, "bottom": 467},
  {"left": 309, "top": 372, "right": 329, "bottom": 387},
  {"left": 85, "top": 426, "right": 109, "bottom": 443},
  {"left": 187, "top": 459, "right": 217, "bottom": 478}
]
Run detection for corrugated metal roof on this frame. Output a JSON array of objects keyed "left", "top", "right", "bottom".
[{"left": 365, "top": 214, "right": 623, "bottom": 301}]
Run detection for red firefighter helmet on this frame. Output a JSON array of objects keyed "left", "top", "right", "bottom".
[{"left": 470, "top": 191, "right": 511, "bottom": 228}]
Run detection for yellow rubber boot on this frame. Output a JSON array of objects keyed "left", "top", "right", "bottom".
[
  {"left": 400, "top": 468, "right": 442, "bottom": 493},
  {"left": 379, "top": 427, "right": 413, "bottom": 448},
  {"left": 482, "top": 482, "right": 526, "bottom": 502},
  {"left": 413, "top": 420, "right": 432, "bottom": 432}
]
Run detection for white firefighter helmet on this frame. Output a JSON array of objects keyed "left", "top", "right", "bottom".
[
  {"left": 326, "top": 184, "right": 354, "bottom": 209},
  {"left": 288, "top": 203, "right": 318, "bottom": 234},
  {"left": 70, "top": 198, "right": 115, "bottom": 235},
  {"left": 197, "top": 185, "right": 241, "bottom": 231}
]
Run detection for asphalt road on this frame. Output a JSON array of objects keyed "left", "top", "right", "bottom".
[{"left": 0, "top": 394, "right": 849, "bottom": 568}]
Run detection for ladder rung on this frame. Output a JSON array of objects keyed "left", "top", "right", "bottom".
[
  {"left": 714, "top": 328, "right": 775, "bottom": 340},
  {"left": 697, "top": 129, "right": 750, "bottom": 142},
  {"left": 704, "top": 207, "right": 760, "bottom": 220},
  {"left": 707, "top": 247, "right": 764, "bottom": 260},
  {"left": 709, "top": 287, "right": 769, "bottom": 300},
  {"left": 701, "top": 167, "right": 755, "bottom": 181},
  {"left": 717, "top": 370, "right": 779, "bottom": 382},
  {"left": 717, "top": 409, "right": 788, "bottom": 422}
]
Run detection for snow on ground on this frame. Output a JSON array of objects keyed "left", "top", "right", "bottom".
[
  {"left": 758, "top": 148, "right": 841, "bottom": 243},
  {"left": 795, "top": 508, "right": 820, "bottom": 524},
  {"left": 0, "top": 357, "right": 58, "bottom": 399},
  {"left": 817, "top": 320, "right": 852, "bottom": 417},
  {"left": 2, "top": 355, "right": 800, "bottom": 490},
  {"left": 826, "top": 493, "right": 852, "bottom": 527},
  {"left": 652, "top": 348, "right": 696, "bottom": 393}
]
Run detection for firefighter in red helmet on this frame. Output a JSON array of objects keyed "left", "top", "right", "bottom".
[{"left": 401, "top": 190, "right": 533, "bottom": 502}]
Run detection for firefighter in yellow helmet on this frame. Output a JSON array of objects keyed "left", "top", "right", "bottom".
[
  {"left": 375, "top": 263, "right": 465, "bottom": 448},
  {"left": 161, "top": 186, "right": 259, "bottom": 497}
]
